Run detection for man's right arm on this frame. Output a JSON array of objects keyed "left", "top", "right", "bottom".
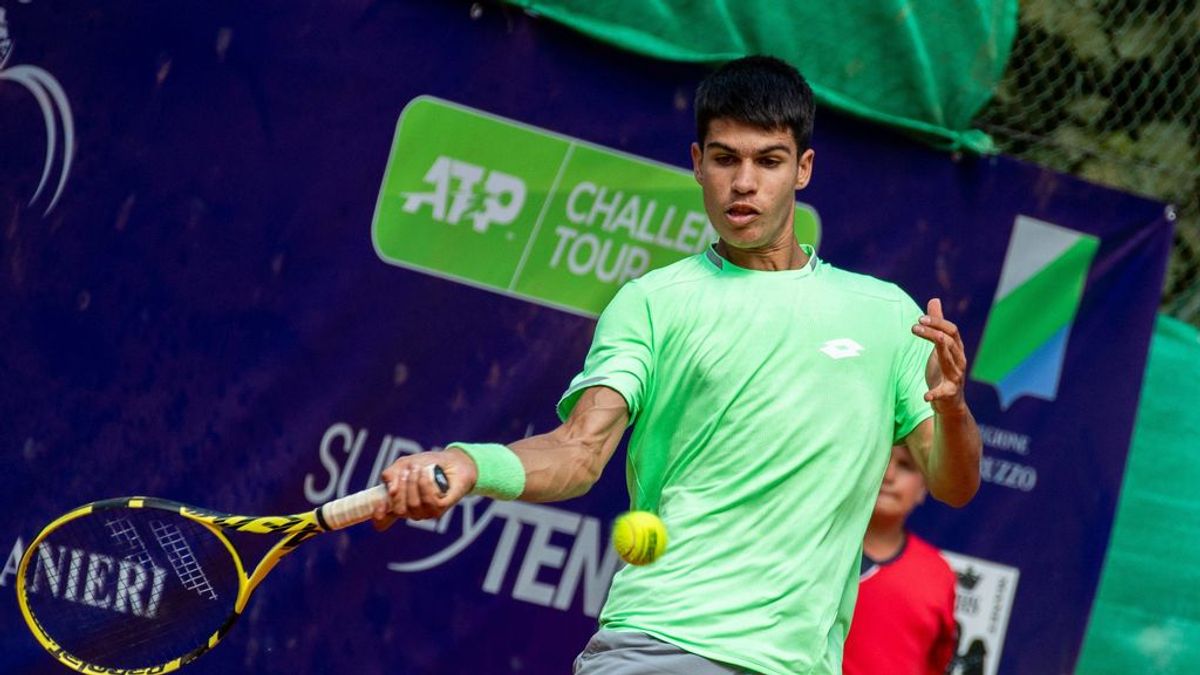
[
  {"left": 371, "top": 385, "right": 630, "bottom": 525},
  {"left": 500, "top": 385, "right": 631, "bottom": 502}
]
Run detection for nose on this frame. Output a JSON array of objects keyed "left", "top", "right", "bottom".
[
  {"left": 732, "top": 161, "right": 756, "bottom": 195},
  {"left": 881, "top": 459, "right": 898, "bottom": 484}
]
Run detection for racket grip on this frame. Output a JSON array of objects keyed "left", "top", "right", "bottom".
[
  {"left": 319, "top": 484, "right": 390, "bottom": 530},
  {"left": 317, "top": 465, "right": 450, "bottom": 530}
]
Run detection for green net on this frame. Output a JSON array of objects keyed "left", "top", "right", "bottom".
[
  {"left": 504, "top": 0, "right": 1017, "bottom": 152},
  {"left": 976, "top": 0, "right": 1200, "bottom": 327}
]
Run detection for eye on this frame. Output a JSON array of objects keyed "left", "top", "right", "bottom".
[
  {"left": 714, "top": 155, "right": 737, "bottom": 166},
  {"left": 758, "top": 157, "right": 783, "bottom": 168}
]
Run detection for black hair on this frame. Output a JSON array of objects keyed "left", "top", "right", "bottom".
[{"left": 694, "top": 55, "right": 816, "bottom": 152}]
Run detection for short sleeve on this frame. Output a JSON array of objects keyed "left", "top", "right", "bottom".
[
  {"left": 893, "top": 291, "right": 934, "bottom": 443},
  {"left": 557, "top": 281, "right": 655, "bottom": 423}
]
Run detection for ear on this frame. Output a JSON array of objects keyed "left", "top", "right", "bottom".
[
  {"left": 794, "top": 148, "right": 815, "bottom": 190},
  {"left": 691, "top": 142, "right": 703, "bottom": 185}
]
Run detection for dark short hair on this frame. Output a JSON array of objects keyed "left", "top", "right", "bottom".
[{"left": 695, "top": 55, "right": 816, "bottom": 152}]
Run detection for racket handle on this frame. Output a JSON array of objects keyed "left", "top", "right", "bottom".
[{"left": 317, "top": 465, "right": 450, "bottom": 530}]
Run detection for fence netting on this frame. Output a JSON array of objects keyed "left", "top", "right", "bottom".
[{"left": 975, "top": 0, "right": 1200, "bottom": 325}]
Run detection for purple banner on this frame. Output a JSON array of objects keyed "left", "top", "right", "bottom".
[{"left": 0, "top": 1, "right": 1171, "bottom": 673}]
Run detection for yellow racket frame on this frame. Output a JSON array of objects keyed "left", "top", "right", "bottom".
[{"left": 17, "top": 496, "right": 323, "bottom": 675}]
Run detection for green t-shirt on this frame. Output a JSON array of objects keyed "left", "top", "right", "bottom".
[{"left": 557, "top": 245, "right": 933, "bottom": 675}]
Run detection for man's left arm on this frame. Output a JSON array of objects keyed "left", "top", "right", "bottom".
[{"left": 904, "top": 298, "right": 981, "bottom": 507}]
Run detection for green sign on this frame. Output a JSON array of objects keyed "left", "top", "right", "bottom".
[{"left": 372, "top": 96, "right": 821, "bottom": 316}]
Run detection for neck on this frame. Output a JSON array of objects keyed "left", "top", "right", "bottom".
[
  {"left": 863, "top": 519, "right": 906, "bottom": 561},
  {"left": 716, "top": 235, "right": 808, "bottom": 272}
]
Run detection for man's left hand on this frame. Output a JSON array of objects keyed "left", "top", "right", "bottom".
[{"left": 913, "top": 298, "right": 969, "bottom": 415}]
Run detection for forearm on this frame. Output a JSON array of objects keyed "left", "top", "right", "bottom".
[
  {"left": 451, "top": 386, "right": 629, "bottom": 503},
  {"left": 926, "top": 407, "right": 982, "bottom": 507},
  {"left": 503, "top": 425, "right": 622, "bottom": 502},
  {"left": 374, "top": 388, "right": 627, "bottom": 525}
]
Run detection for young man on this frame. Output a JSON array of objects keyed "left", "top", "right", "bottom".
[
  {"left": 842, "top": 444, "right": 958, "bottom": 675},
  {"left": 373, "top": 56, "right": 981, "bottom": 674}
]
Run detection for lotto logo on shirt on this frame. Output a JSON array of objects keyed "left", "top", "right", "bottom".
[{"left": 372, "top": 96, "right": 821, "bottom": 317}]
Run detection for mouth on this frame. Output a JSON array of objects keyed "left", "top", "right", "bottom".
[{"left": 724, "top": 203, "right": 760, "bottom": 226}]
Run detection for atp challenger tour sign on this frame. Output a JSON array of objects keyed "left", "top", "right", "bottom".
[{"left": 372, "top": 97, "right": 820, "bottom": 316}]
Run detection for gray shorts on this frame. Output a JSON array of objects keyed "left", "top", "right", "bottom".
[{"left": 573, "top": 629, "right": 751, "bottom": 674}]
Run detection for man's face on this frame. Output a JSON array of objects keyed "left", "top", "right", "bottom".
[
  {"left": 873, "top": 445, "right": 927, "bottom": 520},
  {"left": 691, "top": 118, "right": 815, "bottom": 251}
]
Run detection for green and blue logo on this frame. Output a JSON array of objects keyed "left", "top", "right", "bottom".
[{"left": 970, "top": 216, "right": 1099, "bottom": 409}]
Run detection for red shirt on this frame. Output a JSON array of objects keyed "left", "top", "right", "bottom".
[{"left": 842, "top": 533, "right": 957, "bottom": 675}]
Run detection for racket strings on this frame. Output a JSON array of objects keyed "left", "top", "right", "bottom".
[{"left": 150, "top": 519, "right": 219, "bottom": 601}]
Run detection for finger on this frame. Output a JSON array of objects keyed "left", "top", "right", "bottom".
[
  {"left": 919, "top": 333, "right": 962, "bottom": 386},
  {"left": 925, "top": 381, "right": 960, "bottom": 401},
  {"left": 381, "top": 465, "right": 399, "bottom": 494},
  {"left": 935, "top": 344, "right": 965, "bottom": 386},
  {"left": 918, "top": 316, "right": 960, "bottom": 342},
  {"left": 915, "top": 323, "right": 962, "bottom": 362},
  {"left": 927, "top": 297, "right": 944, "bottom": 320},
  {"left": 406, "top": 462, "right": 423, "bottom": 518},
  {"left": 372, "top": 513, "right": 398, "bottom": 532},
  {"left": 913, "top": 323, "right": 954, "bottom": 351},
  {"left": 389, "top": 467, "right": 410, "bottom": 518}
]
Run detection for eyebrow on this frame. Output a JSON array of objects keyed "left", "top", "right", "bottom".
[{"left": 705, "top": 141, "right": 794, "bottom": 157}]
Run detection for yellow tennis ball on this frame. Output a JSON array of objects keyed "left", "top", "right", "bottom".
[{"left": 613, "top": 511, "right": 668, "bottom": 566}]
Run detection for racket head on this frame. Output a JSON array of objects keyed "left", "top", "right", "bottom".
[{"left": 17, "top": 497, "right": 249, "bottom": 674}]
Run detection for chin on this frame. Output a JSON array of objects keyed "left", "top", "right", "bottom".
[{"left": 720, "top": 230, "right": 766, "bottom": 249}]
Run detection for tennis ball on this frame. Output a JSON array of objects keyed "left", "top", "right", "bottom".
[{"left": 613, "top": 511, "right": 668, "bottom": 566}]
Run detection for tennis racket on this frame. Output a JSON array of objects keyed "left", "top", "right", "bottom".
[{"left": 16, "top": 466, "right": 448, "bottom": 674}]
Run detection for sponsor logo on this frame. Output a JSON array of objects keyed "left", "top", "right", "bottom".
[
  {"left": 979, "top": 455, "right": 1037, "bottom": 492},
  {"left": 956, "top": 566, "right": 982, "bottom": 591},
  {"left": 372, "top": 97, "right": 821, "bottom": 317},
  {"left": 942, "top": 551, "right": 1020, "bottom": 675},
  {"left": 25, "top": 542, "right": 169, "bottom": 618},
  {"left": 0, "top": 5, "right": 76, "bottom": 215},
  {"left": 400, "top": 156, "right": 527, "bottom": 235},
  {"left": 970, "top": 216, "right": 1099, "bottom": 410},
  {"left": 305, "top": 422, "right": 620, "bottom": 617},
  {"left": 819, "top": 337, "right": 864, "bottom": 360}
]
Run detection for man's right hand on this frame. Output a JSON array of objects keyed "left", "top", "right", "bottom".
[{"left": 371, "top": 447, "right": 478, "bottom": 530}]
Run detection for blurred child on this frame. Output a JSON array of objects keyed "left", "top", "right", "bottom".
[{"left": 842, "top": 444, "right": 958, "bottom": 675}]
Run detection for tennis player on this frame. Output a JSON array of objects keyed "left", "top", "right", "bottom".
[{"left": 374, "top": 55, "right": 982, "bottom": 675}]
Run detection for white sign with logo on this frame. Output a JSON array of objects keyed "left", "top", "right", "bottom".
[{"left": 942, "top": 550, "right": 1020, "bottom": 675}]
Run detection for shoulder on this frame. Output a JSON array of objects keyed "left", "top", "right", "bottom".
[
  {"left": 597, "top": 254, "right": 713, "bottom": 322},
  {"left": 625, "top": 252, "right": 716, "bottom": 296},
  {"left": 817, "top": 262, "right": 916, "bottom": 307},
  {"left": 904, "top": 534, "right": 956, "bottom": 581}
]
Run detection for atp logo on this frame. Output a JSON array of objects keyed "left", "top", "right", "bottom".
[
  {"left": 820, "top": 338, "right": 864, "bottom": 360},
  {"left": 970, "top": 216, "right": 1099, "bottom": 410},
  {"left": 400, "top": 156, "right": 526, "bottom": 234},
  {"left": 0, "top": 4, "right": 75, "bottom": 216}
]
